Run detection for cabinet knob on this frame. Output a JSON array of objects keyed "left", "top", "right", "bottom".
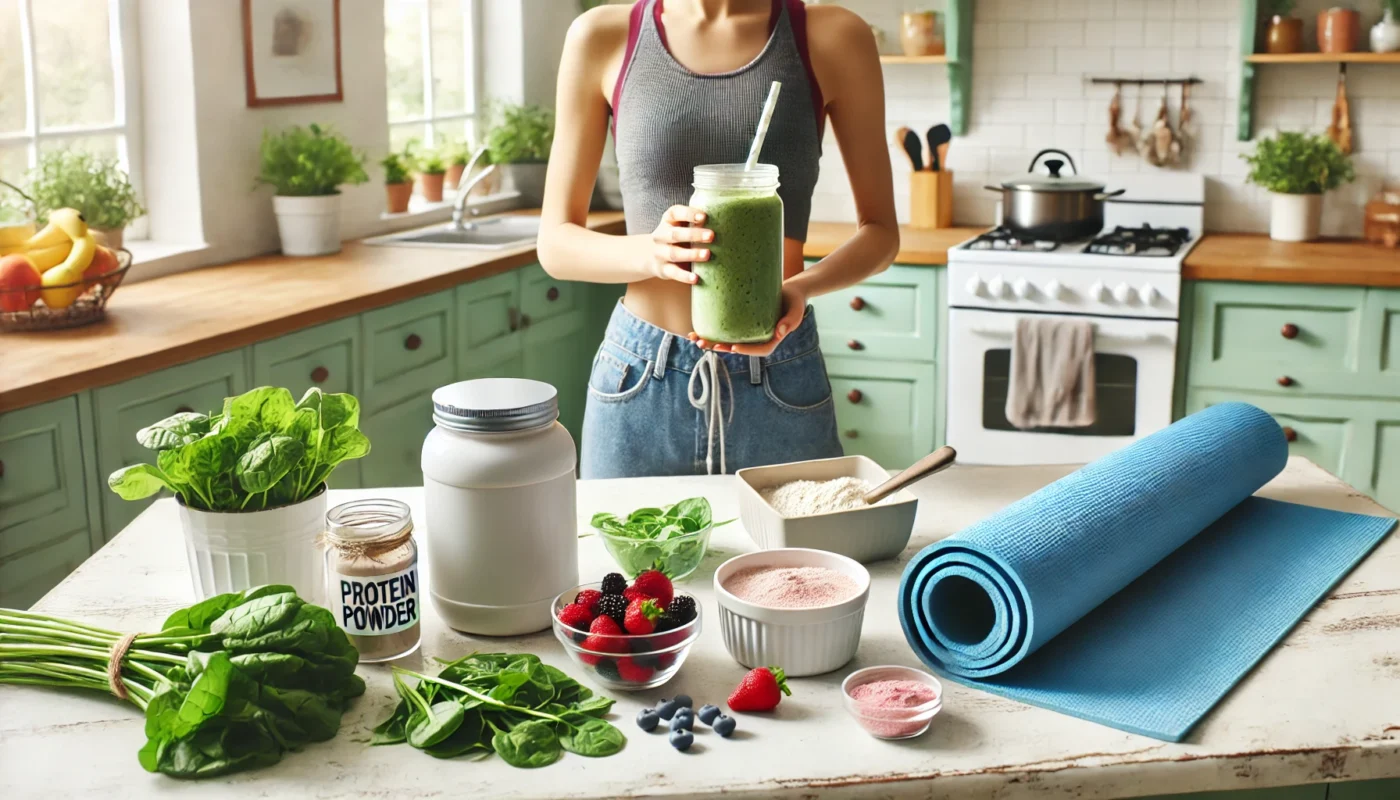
[
  {"left": 0, "top": 459, "right": 5, "bottom": 478},
  {"left": 520, "top": 314, "right": 532, "bottom": 328},
  {"left": 508, "top": 307, "right": 520, "bottom": 332},
  {"left": 849, "top": 296, "right": 865, "bottom": 311},
  {"left": 1281, "top": 323, "right": 1299, "bottom": 339},
  {"left": 1282, "top": 426, "right": 1297, "bottom": 442},
  {"left": 844, "top": 429, "right": 859, "bottom": 439},
  {"left": 404, "top": 333, "right": 422, "bottom": 351},
  {"left": 846, "top": 339, "right": 864, "bottom": 351},
  {"left": 311, "top": 366, "right": 330, "bottom": 384},
  {"left": 1277, "top": 375, "right": 1294, "bottom": 387},
  {"left": 174, "top": 405, "right": 194, "bottom": 414},
  {"left": 847, "top": 389, "right": 863, "bottom": 404},
  {"left": 546, "top": 286, "right": 560, "bottom": 302}
]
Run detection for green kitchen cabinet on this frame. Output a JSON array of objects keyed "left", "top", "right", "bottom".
[
  {"left": 1329, "top": 778, "right": 1400, "bottom": 799},
  {"left": 1185, "top": 389, "right": 1356, "bottom": 478},
  {"left": 1369, "top": 408, "right": 1400, "bottom": 513},
  {"left": 809, "top": 265, "right": 939, "bottom": 363},
  {"left": 92, "top": 351, "right": 249, "bottom": 536},
  {"left": 360, "top": 394, "right": 435, "bottom": 488},
  {"left": 458, "top": 269, "right": 524, "bottom": 373},
  {"left": 825, "top": 356, "right": 938, "bottom": 469},
  {"left": 1143, "top": 786, "right": 1325, "bottom": 800},
  {"left": 1364, "top": 287, "right": 1400, "bottom": 395},
  {"left": 523, "top": 308, "right": 590, "bottom": 444}
]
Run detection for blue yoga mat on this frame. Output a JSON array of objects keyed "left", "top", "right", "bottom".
[{"left": 897, "top": 402, "right": 1396, "bottom": 741}]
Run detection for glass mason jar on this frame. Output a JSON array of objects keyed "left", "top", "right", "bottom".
[
  {"left": 322, "top": 498, "right": 421, "bottom": 663},
  {"left": 689, "top": 163, "right": 784, "bottom": 344}
]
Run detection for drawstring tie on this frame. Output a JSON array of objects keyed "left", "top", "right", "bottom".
[{"left": 687, "top": 351, "right": 733, "bottom": 475}]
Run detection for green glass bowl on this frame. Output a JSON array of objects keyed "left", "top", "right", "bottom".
[{"left": 596, "top": 524, "right": 713, "bottom": 581}]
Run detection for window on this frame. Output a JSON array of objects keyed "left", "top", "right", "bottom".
[
  {"left": 385, "top": 0, "right": 481, "bottom": 155},
  {"left": 0, "top": 0, "right": 142, "bottom": 226}
]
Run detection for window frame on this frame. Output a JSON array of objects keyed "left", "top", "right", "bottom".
[{"left": 385, "top": 0, "right": 483, "bottom": 152}]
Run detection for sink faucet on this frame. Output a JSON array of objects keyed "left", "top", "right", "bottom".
[{"left": 451, "top": 145, "right": 496, "bottom": 230}]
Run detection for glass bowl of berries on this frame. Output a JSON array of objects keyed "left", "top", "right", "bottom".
[{"left": 552, "top": 571, "right": 702, "bottom": 691}]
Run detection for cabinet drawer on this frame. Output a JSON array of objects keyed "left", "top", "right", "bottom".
[
  {"left": 810, "top": 265, "right": 938, "bottom": 363},
  {"left": 363, "top": 291, "right": 455, "bottom": 409},
  {"left": 360, "top": 394, "right": 435, "bottom": 489},
  {"left": 1372, "top": 414, "right": 1400, "bottom": 514},
  {"left": 458, "top": 270, "right": 523, "bottom": 371},
  {"left": 1368, "top": 288, "right": 1400, "bottom": 392},
  {"left": 519, "top": 264, "right": 578, "bottom": 326},
  {"left": 94, "top": 351, "right": 248, "bottom": 536},
  {"left": 1186, "top": 389, "right": 1353, "bottom": 477},
  {"left": 1188, "top": 282, "right": 1365, "bottom": 395},
  {"left": 252, "top": 318, "right": 359, "bottom": 399},
  {"left": 825, "top": 357, "right": 937, "bottom": 469},
  {"left": 0, "top": 397, "right": 90, "bottom": 560},
  {"left": 0, "top": 528, "right": 92, "bottom": 609}
]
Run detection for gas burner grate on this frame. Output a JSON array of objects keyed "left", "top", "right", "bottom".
[
  {"left": 1086, "top": 225, "right": 1192, "bottom": 257},
  {"left": 966, "top": 227, "right": 1061, "bottom": 252}
]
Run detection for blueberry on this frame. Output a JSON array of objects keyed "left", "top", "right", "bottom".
[
  {"left": 635, "top": 709, "right": 660, "bottom": 732},
  {"left": 713, "top": 715, "right": 736, "bottom": 738},
  {"left": 673, "top": 694, "right": 693, "bottom": 709},
  {"left": 670, "top": 710, "right": 694, "bottom": 731},
  {"left": 656, "top": 699, "right": 680, "bottom": 720},
  {"left": 697, "top": 704, "right": 721, "bottom": 725},
  {"left": 669, "top": 729, "right": 694, "bottom": 751}
]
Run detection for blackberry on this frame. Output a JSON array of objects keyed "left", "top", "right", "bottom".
[
  {"left": 597, "top": 593, "right": 628, "bottom": 625},
  {"left": 600, "top": 572, "right": 627, "bottom": 596},
  {"left": 662, "top": 594, "right": 697, "bottom": 626},
  {"left": 595, "top": 658, "right": 620, "bottom": 682}
]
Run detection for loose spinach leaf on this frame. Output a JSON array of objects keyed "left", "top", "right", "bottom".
[
  {"left": 407, "top": 702, "right": 466, "bottom": 749},
  {"left": 370, "top": 701, "right": 410, "bottom": 745},
  {"left": 492, "top": 720, "right": 562, "bottom": 768},
  {"left": 424, "top": 710, "right": 486, "bottom": 758},
  {"left": 559, "top": 717, "right": 626, "bottom": 758}
]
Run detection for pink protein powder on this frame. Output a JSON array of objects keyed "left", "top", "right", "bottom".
[
  {"left": 848, "top": 679, "right": 939, "bottom": 739},
  {"left": 723, "top": 565, "right": 859, "bottom": 609}
]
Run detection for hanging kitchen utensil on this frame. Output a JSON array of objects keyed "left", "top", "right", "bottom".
[
  {"left": 926, "top": 124, "right": 952, "bottom": 171},
  {"left": 1106, "top": 82, "right": 1127, "bottom": 155},
  {"left": 1177, "top": 82, "right": 1193, "bottom": 160},
  {"left": 894, "top": 126, "right": 923, "bottom": 171},
  {"left": 1326, "top": 65, "right": 1353, "bottom": 154},
  {"left": 1148, "top": 82, "right": 1180, "bottom": 167},
  {"left": 982, "top": 149, "right": 1126, "bottom": 242},
  {"left": 1129, "top": 84, "right": 1152, "bottom": 160}
]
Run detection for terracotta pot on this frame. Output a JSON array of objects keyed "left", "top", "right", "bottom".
[
  {"left": 899, "top": 11, "right": 944, "bottom": 57},
  {"left": 418, "top": 172, "right": 445, "bottom": 203},
  {"left": 1317, "top": 7, "right": 1360, "bottom": 53},
  {"left": 92, "top": 227, "right": 125, "bottom": 250},
  {"left": 446, "top": 163, "right": 466, "bottom": 190},
  {"left": 385, "top": 181, "right": 412, "bottom": 214},
  {"left": 1265, "top": 15, "right": 1304, "bottom": 54}
]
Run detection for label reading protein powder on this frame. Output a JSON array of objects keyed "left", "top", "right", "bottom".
[{"left": 332, "top": 564, "right": 419, "bottom": 636}]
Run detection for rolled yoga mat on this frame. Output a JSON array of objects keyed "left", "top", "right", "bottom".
[{"left": 898, "top": 402, "right": 1396, "bottom": 741}]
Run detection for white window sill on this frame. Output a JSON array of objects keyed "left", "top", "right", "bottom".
[{"left": 122, "top": 239, "right": 213, "bottom": 284}]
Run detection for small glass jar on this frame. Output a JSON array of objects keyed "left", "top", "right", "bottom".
[
  {"left": 322, "top": 499, "right": 421, "bottom": 663},
  {"left": 900, "top": 11, "right": 944, "bottom": 57},
  {"left": 689, "top": 163, "right": 784, "bottom": 344}
]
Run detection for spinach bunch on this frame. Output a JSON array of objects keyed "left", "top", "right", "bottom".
[
  {"left": 0, "top": 585, "right": 365, "bottom": 779},
  {"left": 373, "top": 653, "right": 625, "bottom": 767},
  {"left": 108, "top": 386, "right": 370, "bottom": 512},
  {"left": 591, "top": 497, "right": 733, "bottom": 578}
]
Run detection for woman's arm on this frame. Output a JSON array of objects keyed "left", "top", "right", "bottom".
[{"left": 537, "top": 8, "right": 707, "bottom": 286}]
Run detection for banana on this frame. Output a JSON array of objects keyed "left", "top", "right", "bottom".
[
  {"left": 24, "top": 242, "right": 71, "bottom": 271},
  {"left": 39, "top": 233, "right": 95, "bottom": 309},
  {"left": 0, "top": 222, "right": 36, "bottom": 248},
  {"left": 47, "top": 208, "right": 88, "bottom": 241},
  {"left": 20, "top": 222, "right": 68, "bottom": 252}
]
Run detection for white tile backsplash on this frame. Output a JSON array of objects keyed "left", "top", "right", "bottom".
[{"left": 816, "top": 0, "right": 1399, "bottom": 236}]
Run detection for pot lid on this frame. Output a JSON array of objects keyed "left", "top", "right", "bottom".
[
  {"left": 432, "top": 378, "right": 558, "bottom": 432},
  {"left": 1000, "top": 153, "right": 1104, "bottom": 192}
]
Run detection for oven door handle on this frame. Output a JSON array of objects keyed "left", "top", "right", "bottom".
[{"left": 969, "top": 325, "right": 1165, "bottom": 344}]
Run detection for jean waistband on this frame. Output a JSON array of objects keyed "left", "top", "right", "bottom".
[{"left": 602, "top": 300, "right": 821, "bottom": 376}]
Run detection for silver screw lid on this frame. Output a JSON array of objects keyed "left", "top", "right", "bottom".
[{"left": 431, "top": 379, "right": 559, "bottom": 432}]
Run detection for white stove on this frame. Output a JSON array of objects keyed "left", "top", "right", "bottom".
[{"left": 945, "top": 174, "right": 1205, "bottom": 466}]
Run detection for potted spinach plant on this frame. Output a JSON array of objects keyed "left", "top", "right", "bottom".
[
  {"left": 1243, "top": 131, "right": 1355, "bottom": 242},
  {"left": 382, "top": 151, "right": 413, "bottom": 214},
  {"left": 485, "top": 102, "right": 555, "bottom": 204},
  {"left": 256, "top": 124, "right": 369, "bottom": 256},
  {"left": 108, "top": 386, "right": 370, "bottom": 602},
  {"left": 414, "top": 143, "right": 448, "bottom": 203},
  {"left": 24, "top": 150, "right": 144, "bottom": 248}
]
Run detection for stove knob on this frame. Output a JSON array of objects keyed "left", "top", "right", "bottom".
[
  {"left": 1011, "top": 278, "right": 1032, "bottom": 300},
  {"left": 1113, "top": 283, "right": 1136, "bottom": 304},
  {"left": 1089, "top": 281, "right": 1110, "bottom": 303},
  {"left": 988, "top": 276, "right": 1007, "bottom": 300},
  {"left": 1140, "top": 283, "right": 1161, "bottom": 305},
  {"left": 964, "top": 274, "right": 985, "bottom": 297},
  {"left": 1044, "top": 279, "right": 1065, "bottom": 300}
]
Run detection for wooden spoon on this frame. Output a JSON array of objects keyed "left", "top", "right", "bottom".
[
  {"left": 893, "top": 126, "right": 923, "bottom": 171},
  {"left": 863, "top": 446, "right": 957, "bottom": 505}
]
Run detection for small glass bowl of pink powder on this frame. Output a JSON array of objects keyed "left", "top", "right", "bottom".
[{"left": 840, "top": 665, "right": 942, "bottom": 740}]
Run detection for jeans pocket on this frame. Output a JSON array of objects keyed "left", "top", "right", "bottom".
[
  {"left": 587, "top": 344, "right": 652, "bottom": 403},
  {"left": 762, "top": 348, "right": 834, "bottom": 413}
]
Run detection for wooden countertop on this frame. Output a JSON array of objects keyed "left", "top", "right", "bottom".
[
  {"left": 0, "top": 211, "right": 625, "bottom": 414},
  {"left": 804, "top": 221, "right": 982, "bottom": 265},
  {"left": 1183, "top": 234, "right": 1400, "bottom": 287}
]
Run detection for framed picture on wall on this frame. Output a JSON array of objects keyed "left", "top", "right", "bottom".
[{"left": 242, "top": 0, "right": 344, "bottom": 107}]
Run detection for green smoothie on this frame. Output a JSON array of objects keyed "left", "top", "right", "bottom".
[{"left": 689, "top": 164, "right": 785, "bottom": 344}]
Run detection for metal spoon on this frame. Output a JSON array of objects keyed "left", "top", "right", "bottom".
[{"left": 863, "top": 446, "right": 957, "bottom": 505}]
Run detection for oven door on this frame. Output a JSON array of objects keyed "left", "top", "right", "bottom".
[{"left": 946, "top": 308, "right": 1179, "bottom": 465}]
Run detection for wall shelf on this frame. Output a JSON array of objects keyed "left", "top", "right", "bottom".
[
  {"left": 876, "top": 0, "right": 973, "bottom": 135},
  {"left": 1245, "top": 52, "right": 1400, "bottom": 64}
]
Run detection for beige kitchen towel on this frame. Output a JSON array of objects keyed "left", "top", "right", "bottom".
[{"left": 1005, "top": 316, "right": 1097, "bottom": 429}]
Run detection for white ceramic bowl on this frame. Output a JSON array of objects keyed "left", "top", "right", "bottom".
[
  {"left": 735, "top": 455, "right": 918, "bottom": 563},
  {"left": 713, "top": 548, "right": 871, "bottom": 677},
  {"left": 841, "top": 665, "right": 943, "bottom": 740}
]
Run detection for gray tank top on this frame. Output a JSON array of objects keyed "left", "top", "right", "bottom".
[{"left": 612, "top": 0, "right": 823, "bottom": 241}]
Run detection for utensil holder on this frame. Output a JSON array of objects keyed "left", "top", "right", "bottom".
[{"left": 910, "top": 170, "right": 953, "bottom": 230}]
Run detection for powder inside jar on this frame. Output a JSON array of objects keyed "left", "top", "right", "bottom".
[
  {"left": 321, "top": 499, "right": 422, "bottom": 663},
  {"left": 848, "top": 678, "right": 939, "bottom": 738},
  {"left": 760, "top": 477, "right": 889, "bottom": 517},
  {"left": 723, "top": 565, "right": 860, "bottom": 609}
]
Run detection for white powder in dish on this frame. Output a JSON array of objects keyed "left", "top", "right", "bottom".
[{"left": 760, "top": 477, "right": 887, "bottom": 518}]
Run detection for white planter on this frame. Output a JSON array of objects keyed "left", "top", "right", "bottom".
[
  {"left": 92, "top": 227, "right": 124, "bottom": 250},
  {"left": 1373, "top": 10, "right": 1400, "bottom": 52},
  {"left": 179, "top": 487, "right": 328, "bottom": 603},
  {"left": 1269, "top": 192, "right": 1323, "bottom": 242},
  {"left": 272, "top": 194, "right": 342, "bottom": 256},
  {"left": 500, "top": 163, "right": 548, "bottom": 205}
]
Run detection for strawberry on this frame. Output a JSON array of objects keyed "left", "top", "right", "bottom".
[
  {"left": 574, "top": 588, "right": 603, "bottom": 613},
  {"left": 628, "top": 569, "right": 674, "bottom": 608},
  {"left": 727, "top": 666, "right": 791, "bottom": 712},
  {"left": 623, "top": 598, "right": 663, "bottom": 635},
  {"left": 579, "top": 615, "right": 626, "bottom": 665},
  {"left": 616, "top": 657, "right": 655, "bottom": 683},
  {"left": 557, "top": 602, "right": 594, "bottom": 632}
]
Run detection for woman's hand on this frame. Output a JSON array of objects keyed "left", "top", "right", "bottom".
[
  {"left": 638, "top": 205, "right": 713, "bottom": 284},
  {"left": 688, "top": 281, "right": 808, "bottom": 357}
]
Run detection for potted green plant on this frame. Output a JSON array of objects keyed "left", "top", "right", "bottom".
[
  {"left": 441, "top": 138, "right": 468, "bottom": 190},
  {"left": 485, "top": 102, "right": 555, "bottom": 204},
  {"left": 107, "top": 386, "right": 370, "bottom": 601},
  {"left": 23, "top": 150, "right": 144, "bottom": 249},
  {"left": 412, "top": 142, "right": 448, "bottom": 203},
  {"left": 382, "top": 151, "right": 413, "bottom": 214},
  {"left": 1263, "top": 0, "right": 1302, "bottom": 54},
  {"left": 1243, "top": 131, "right": 1355, "bottom": 242},
  {"left": 256, "top": 124, "right": 369, "bottom": 256}
]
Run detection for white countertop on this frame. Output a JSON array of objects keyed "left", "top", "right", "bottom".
[{"left": 2, "top": 458, "right": 1398, "bottom": 799}]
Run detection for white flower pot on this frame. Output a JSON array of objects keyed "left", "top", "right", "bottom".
[
  {"left": 272, "top": 194, "right": 342, "bottom": 256},
  {"left": 1372, "top": 10, "right": 1400, "bottom": 53},
  {"left": 500, "top": 163, "right": 548, "bottom": 205},
  {"left": 179, "top": 486, "right": 328, "bottom": 603},
  {"left": 1269, "top": 192, "right": 1323, "bottom": 242}
]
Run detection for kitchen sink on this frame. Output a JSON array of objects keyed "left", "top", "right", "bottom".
[{"left": 365, "top": 216, "right": 540, "bottom": 249}]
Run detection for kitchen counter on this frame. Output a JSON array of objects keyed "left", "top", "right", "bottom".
[
  {"left": 804, "top": 221, "right": 982, "bottom": 265},
  {"left": 1183, "top": 234, "right": 1400, "bottom": 287},
  {"left": 5, "top": 457, "right": 1397, "bottom": 799},
  {"left": 0, "top": 211, "right": 626, "bottom": 414}
]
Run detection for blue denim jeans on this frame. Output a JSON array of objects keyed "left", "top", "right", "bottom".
[{"left": 580, "top": 301, "right": 843, "bottom": 478}]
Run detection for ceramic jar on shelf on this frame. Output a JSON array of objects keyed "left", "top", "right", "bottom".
[
  {"left": 1317, "top": 7, "right": 1361, "bottom": 53},
  {"left": 1265, "top": 14, "right": 1304, "bottom": 53},
  {"left": 899, "top": 11, "right": 944, "bottom": 57},
  {"left": 1372, "top": 8, "right": 1400, "bottom": 53}
]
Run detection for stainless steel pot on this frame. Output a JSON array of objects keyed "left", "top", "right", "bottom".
[{"left": 984, "top": 149, "right": 1125, "bottom": 241}]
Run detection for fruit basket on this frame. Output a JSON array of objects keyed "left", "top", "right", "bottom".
[{"left": 0, "top": 248, "right": 132, "bottom": 332}]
